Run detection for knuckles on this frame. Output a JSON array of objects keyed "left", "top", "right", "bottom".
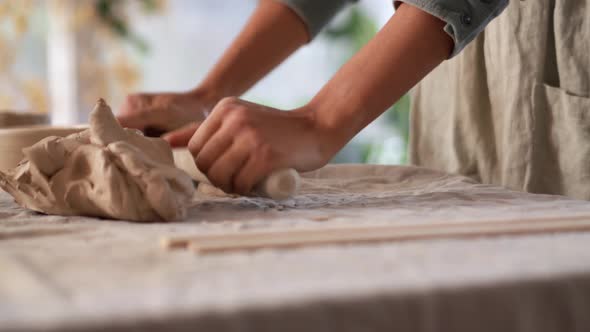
[
  {"left": 124, "top": 93, "right": 148, "bottom": 109},
  {"left": 195, "top": 154, "right": 212, "bottom": 175},
  {"left": 256, "top": 143, "right": 274, "bottom": 164},
  {"left": 240, "top": 128, "right": 262, "bottom": 148},
  {"left": 187, "top": 97, "right": 282, "bottom": 195},
  {"left": 124, "top": 94, "right": 139, "bottom": 105},
  {"left": 225, "top": 106, "right": 250, "bottom": 127},
  {"left": 120, "top": 95, "right": 138, "bottom": 114},
  {"left": 232, "top": 179, "right": 251, "bottom": 196},
  {"left": 187, "top": 137, "right": 200, "bottom": 156},
  {"left": 218, "top": 96, "right": 240, "bottom": 107},
  {"left": 207, "top": 169, "right": 231, "bottom": 193}
]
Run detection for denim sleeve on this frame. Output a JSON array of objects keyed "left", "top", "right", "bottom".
[
  {"left": 277, "top": 0, "right": 359, "bottom": 40},
  {"left": 395, "top": 0, "right": 508, "bottom": 57}
]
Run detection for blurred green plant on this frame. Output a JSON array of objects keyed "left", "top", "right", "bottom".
[
  {"left": 388, "top": 94, "right": 410, "bottom": 163},
  {"left": 94, "top": 0, "right": 163, "bottom": 53},
  {"left": 324, "top": 7, "right": 378, "bottom": 55}
]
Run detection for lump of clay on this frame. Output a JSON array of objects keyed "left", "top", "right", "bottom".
[{"left": 0, "top": 99, "right": 195, "bottom": 222}]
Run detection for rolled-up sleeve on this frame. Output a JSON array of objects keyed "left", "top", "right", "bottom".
[
  {"left": 277, "top": 0, "right": 358, "bottom": 40},
  {"left": 395, "top": 0, "right": 508, "bottom": 57}
]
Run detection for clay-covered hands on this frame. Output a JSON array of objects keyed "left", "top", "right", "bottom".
[
  {"left": 117, "top": 89, "right": 218, "bottom": 145},
  {"left": 187, "top": 97, "right": 329, "bottom": 195}
]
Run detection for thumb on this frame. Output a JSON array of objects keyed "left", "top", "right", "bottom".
[{"left": 162, "top": 122, "right": 201, "bottom": 147}]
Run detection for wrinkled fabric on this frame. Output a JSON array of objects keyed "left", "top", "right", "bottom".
[
  {"left": 395, "top": 0, "right": 508, "bottom": 56},
  {"left": 278, "top": 0, "right": 507, "bottom": 56},
  {"left": 3, "top": 164, "right": 590, "bottom": 332},
  {"left": 410, "top": 0, "right": 590, "bottom": 200},
  {"left": 278, "top": 0, "right": 358, "bottom": 39}
]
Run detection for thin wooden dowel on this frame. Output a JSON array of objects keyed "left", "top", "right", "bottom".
[{"left": 160, "top": 214, "right": 590, "bottom": 254}]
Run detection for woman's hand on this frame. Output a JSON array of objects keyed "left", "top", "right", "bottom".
[
  {"left": 116, "top": 89, "right": 218, "bottom": 141},
  {"left": 187, "top": 97, "right": 329, "bottom": 195},
  {"left": 117, "top": 0, "right": 310, "bottom": 146}
]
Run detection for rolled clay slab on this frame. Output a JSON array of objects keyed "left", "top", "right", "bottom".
[
  {"left": 0, "top": 125, "right": 86, "bottom": 171},
  {"left": 173, "top": 148, "right": 300, "bottom": 200}
]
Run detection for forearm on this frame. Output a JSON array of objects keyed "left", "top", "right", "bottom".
[
  {"left": 193, "top": 0, "right": 309, "bottom": 103},
  {"left": 304, "top": 4, "right": 453, "bottom": 157}
]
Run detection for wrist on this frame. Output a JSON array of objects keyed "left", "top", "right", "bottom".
[
  {"left": 188, "top": 86, "right": 225, "bottom": 111},
  {"left": 294, "top": 103, "right": 345, "bottom": 164}
]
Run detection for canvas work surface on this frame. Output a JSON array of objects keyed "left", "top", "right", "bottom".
[{"left": 1, "top": 164, "right": 590, "bottom": 332}]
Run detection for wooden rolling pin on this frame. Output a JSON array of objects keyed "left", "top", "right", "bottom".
[
  {"left": 172, "top": 148, "right": 300, "bottom": 200},
  {"left": 161, "top": 214, "right": 590, "bottom": 254}
]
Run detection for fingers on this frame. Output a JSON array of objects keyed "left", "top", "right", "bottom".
[
  {"left": 187, "top": 97, "right": 282, "bottom": 195},
  {"left": 187, "top": 114, "right": 222, "bottom": 159},
  {"left": 117, "top": 94, "right": 176, "bottom": 132},
  {"left": 163, "top": 122, "right": 201, "bottom": 147},
  {"left": 193, "top": 126, "right": 234, "bottom": 175},
  {"left": 117, "top": 94, "right": 151, "bottom": 129},
  {"left": 187, "top": 97, "right": 239, "bottom": 172},
  {"left": 116, "top": 113, "right": 145, "bottom": 130},
  {"left": 206, "top": 140, "right": 252, "bottom": 193},
  {"left": 232, "top": 146, "right": 272, "bottom": 195},
  {"left": 116, "top": 106, "right": 163, "bottom": 131}
]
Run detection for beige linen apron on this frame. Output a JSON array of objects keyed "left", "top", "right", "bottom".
[{"left": 410, "top": 0, "right": 590, "bottom": 199}]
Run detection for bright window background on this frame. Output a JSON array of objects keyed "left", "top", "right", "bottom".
[{"left": 0, "top": 0, "right": 410, "bottom": 164}]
